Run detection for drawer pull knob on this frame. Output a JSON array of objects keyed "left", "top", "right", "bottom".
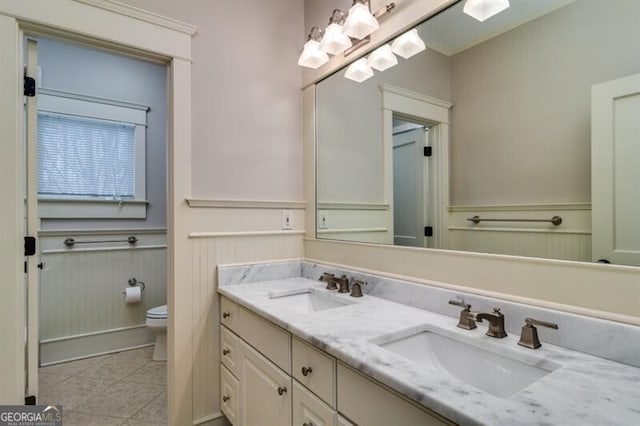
[
  {"left": 222, "top": 395, "right": 230, "bottom": 402},
  {"left": 301, "top": 366, "right": 313, "bottom": 376},
  {"left": 222, "top": 312, "right": 231, "bottom": 318},
  {"left": 277, "top": 386, "right": 287, "bottom": 396},
  {"left": 222, "top": 348, "right": 230, "bottom": 356},
  {"left": 303, "top": 423, "right": 314, "bottom": 426}
]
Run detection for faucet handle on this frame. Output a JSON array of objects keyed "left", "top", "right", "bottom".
[
  {"left": 319, "top": 272, "right": 338, "bottom": 290},
  {"left": 448, "top": 300, "right": 476, "bottom": 330},
  {"left": 448, "top": 299, "right": 471, "bottom": 311},
  {"left": 350, "top": 279, "right": 367, "bottom": 297},
  {"left": 336, "top": 275, "right": 350, "bottom": 293},
  {"left": 518, "top": 317, "right": 558, "bottom": 349}
]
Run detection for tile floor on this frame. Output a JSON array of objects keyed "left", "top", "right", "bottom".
[{"left": 38, "top": 346, "right": 167, "bottom": 425}]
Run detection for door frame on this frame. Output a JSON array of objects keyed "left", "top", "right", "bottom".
[
  {"left": 381, "top": 84, "right": 453, "bottom": 249},
  {"left": 0, "top": 2, "right": 195, "bottom": 425}
]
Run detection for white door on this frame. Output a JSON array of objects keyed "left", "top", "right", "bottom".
[
  {"left": 592, "top": 73, "right": 640, "bottom": 265},
  {"left": 24, "top": 38, "right": 40, "bottom": 402},
  {"left": 393, "top": 127, "right": 428, "bottom": 247}
]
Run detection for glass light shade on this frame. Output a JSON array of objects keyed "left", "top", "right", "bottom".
[
  {"left": 367, "top": 44, "right": 397, "bottom": 71},
  {"left": 391, "top": 29, "right": 426, "bottom": 59},
  {"left": 343, "top": 2, "right": 379, "bottom": 40},
  {"left": 463, "top": 0, "right": 510, "bottom": 22},
  {"left": 320, "top": 23, "right": 352, "bottom": 55},
  {"left": 297, "top": 40, "right": 329, "bottom": 69},
  {"left": 344, "top": 58, "right": 374, "bottom": 83}
]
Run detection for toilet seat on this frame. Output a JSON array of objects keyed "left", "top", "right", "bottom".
[{"left": 146, "top": 304, "right": 167, "bottom": 319}]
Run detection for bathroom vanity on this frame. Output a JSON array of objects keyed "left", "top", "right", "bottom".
[{"left": 217, "top": 260, "right": 640, "bottom": 426}]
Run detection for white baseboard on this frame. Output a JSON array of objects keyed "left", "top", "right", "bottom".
[{"left": 40, "top": 325, "right": 155, "bottom": 365}]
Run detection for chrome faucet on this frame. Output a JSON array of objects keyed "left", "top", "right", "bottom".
[{"left": 470, "top": 308, "right": 508, "bottom": 338}]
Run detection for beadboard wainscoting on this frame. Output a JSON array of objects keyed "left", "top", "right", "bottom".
[
  {"left": 448, "top": 203, "right": 591, "bottom": 262},
  {"left": 316, "top": 202, "right": 390, "bottom": 244},
  {"left": 186, "top": 200, "right": 305, "bottom": 424},
  {"left": 39, "top": 229, "right": 167, "bottom": 365}
]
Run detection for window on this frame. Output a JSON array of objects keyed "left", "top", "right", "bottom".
[{"left": 37, "top": 90, "right": 148, "bottom": 219}]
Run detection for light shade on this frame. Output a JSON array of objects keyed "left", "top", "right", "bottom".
[
  {"left": 320, "top": 23, "right": 352, "bottom": 55},
  {"left": 343, "top": 2, "right": 379, "bottom": 40},
  {"left": 344, "top": 58, "right": 374, "bottom": 83},
  {"left": 391, "top": 29, "right": 426, "bottom": 59},
  {"left": 463, "top": 0, "right": 510, "bottom": 22},
  {"left": 367, "top": 44, "right": 397, "bottom": 72},
  {"left": 297, "top": 40, "right": 329, "bottom": 69}
]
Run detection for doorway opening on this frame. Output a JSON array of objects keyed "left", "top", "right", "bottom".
[{"left": 25, "top": 35, "right": 169, "bottom": 424}]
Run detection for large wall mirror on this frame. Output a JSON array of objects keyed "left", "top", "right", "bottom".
[{"left": 316, "top": 0, "right": 640, "bottom": 266}]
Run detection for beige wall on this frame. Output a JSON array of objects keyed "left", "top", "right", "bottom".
[
  {"left": 120, "top": 0, "right": 304, "bottom": 201},
  {"left": 450, "top": 0, "right": 640, "bottom": 205}
]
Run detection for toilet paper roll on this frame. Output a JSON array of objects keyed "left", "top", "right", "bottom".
[{"left": 124, "top": 286, "right": 142, "bottom": 304}]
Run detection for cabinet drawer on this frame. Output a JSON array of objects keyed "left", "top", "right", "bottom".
[
  {"left": 337, "top": 363, "right": 454, "bottom": 426},
  {"left": 238, "top": 306, "right": 291, "bottom": 373},
  {"left": 293, "top": 380, "right": 336, "bottom": 426},
  {"left": 221, "top": 364, "right": 239, "bottom": 426},
  {"left": 221, "top": 325, "right": 242, "bottom": 377},
  {"left": 221, "top": 297, "right": 240, "bottom": 331},
  {"left": 292, "top": 337, "right": 336, "bottom": 407}
]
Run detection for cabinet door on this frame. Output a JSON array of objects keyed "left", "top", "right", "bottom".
[
  {"left": 221, "top": 365, "right": 240, "bottom": 425},
  {"left": 240, "top": 340, "right": 291, "bottom": 426},
  {"left": 292, "top": 381, "right": 336, "bottom": 426}
]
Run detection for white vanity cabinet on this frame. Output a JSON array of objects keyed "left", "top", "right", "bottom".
[{"left": 219, "top": 296, "right": 453, "bottom": 426}]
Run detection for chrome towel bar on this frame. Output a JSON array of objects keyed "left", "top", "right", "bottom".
[
  {"left": 467, "top": 215, "right": 562, "bottom": 226},
  {"left": 64, "top": 235, "right": 138, "bottom": 247}
]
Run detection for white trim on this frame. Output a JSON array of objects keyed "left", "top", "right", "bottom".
[
  {"left": 39, "top": 227, "right": 166, "bottom": 236},
  {"left": 189, "top": 230, "right": 306, "bottom": 239},
  {"left": 317, "top": 202, "right": 389, "bottom": 211},
  {"left": 381, "top": 84, "right": 453, "bottom": 110},
  {"left": 40, "top": 324, "right": 154, "bottom": 366},
  {"left": 186, "top": 198, "right": 306, "bottom": 209},
  {"left": 448, "top": 226, "right": 590, "bottom": 236},
  {"left": 42, "top": 245, "right": 166, "bottom": 254},
  {"left": 318, "top": 228, "right": 388, "bottom": 234},
  {"left": 449, "top": 203, "right": 591, "bottom": 212},
  {"left": 75, "top": 0, "right": 198, "bottom": 36},
  {"left": 38, "top": 87, "right": 149, "bottom": 113},
  {"left": 39, "top": 198, "right": 148, "bottom": 219}
]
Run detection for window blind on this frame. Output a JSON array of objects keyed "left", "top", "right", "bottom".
[{"left": 37, "top": 113, "right": 136, "bottom": 198}]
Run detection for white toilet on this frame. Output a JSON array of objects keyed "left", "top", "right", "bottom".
[{"left": 146, "top": 305, "right": 167, "bottom": 361}]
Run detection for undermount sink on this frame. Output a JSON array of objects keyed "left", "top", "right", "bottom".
[
  {"left": 375, "top": 329, "right": 559, "bottom": 398},
  {"left": 267, "top": 288, "right": 355, "bottom": 314}
]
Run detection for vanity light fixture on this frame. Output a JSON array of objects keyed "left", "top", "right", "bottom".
[
  {"left": 463, "top": 0, "right": 510, "bottom": 22},
  {"left": 344, "top": 58, "right": 374, "bottom": 83},
  {"left": 297, "top": 27, "right": 329, "bottom": 69},
  {"left": 319, "top": 10, "right": 352, "bottom": 56},
  {"left": 367, "top": 44, "right": 397, "bottom": 72},
  {"left": 391, "top": 29, "right": 426, "bottom": 59},
  {"left": 343, "top": 0, "right": 380, "bottom": 40}
]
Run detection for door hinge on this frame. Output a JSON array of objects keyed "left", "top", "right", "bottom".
[
  {"left": 24, "top": 76, "right": 36, "bottom": 97},
  {"left": 424, "top": 146, "right": 432, "bottom": 157},
  {"left": 424, "top": 226, "right": 433, "bottom": 237},
  {"left": 24, "top": 236, "right": 36, "bottom": 256},
  {"left": 25, "top": 395, "right": 36, "bottom": 405}
]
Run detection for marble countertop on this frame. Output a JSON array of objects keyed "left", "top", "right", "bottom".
[{"left": 218, "top": 277, "right": 640, "bottom": 426}]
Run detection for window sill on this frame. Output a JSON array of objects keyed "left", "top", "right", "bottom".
[{"left": 38, "top": 198, "right": 148, "bottom": 219}]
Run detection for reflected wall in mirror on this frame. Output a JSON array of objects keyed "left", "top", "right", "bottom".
[{"left": 316, "top": 0, "right": 640, "bottom": 265}]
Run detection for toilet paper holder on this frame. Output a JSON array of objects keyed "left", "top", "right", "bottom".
[{"left": 124, "top": 277, "right": 146, "bottom": 294}]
